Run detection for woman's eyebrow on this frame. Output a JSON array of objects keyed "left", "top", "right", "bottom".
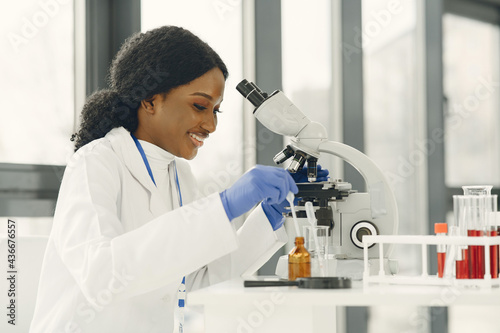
[{"left": 190, "top": 92, "right": 213, "bottom": 100}]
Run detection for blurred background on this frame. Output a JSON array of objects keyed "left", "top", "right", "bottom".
[{"left": 1, "top": 0, "right": 499, "bottom": 332}]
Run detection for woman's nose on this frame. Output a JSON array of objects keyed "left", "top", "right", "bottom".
[{"left": 201, "top": 112, "right": 217, "bottom": 133}]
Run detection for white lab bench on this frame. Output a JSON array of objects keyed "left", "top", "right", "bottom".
[{"left": 188, "top": 277, "right": 500, "bottom": 332}]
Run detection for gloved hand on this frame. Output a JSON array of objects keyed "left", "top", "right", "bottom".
[
  {"left": 261, "top": 164, "right": 330, "bottom": 230},
  {"left": 219, "top": 165, "right": 298, "bottom": 223}
]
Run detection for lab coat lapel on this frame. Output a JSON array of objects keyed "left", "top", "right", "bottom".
[{"left": 106, "top": 127, "right": 169, "bottom": 216}]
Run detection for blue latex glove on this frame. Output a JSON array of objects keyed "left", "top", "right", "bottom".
[
  {"left": 219, "top": 165, "right": 298, "bottom": 223},
  {"left": 261, "top": 165, "right": 330, "bottom": 230}
]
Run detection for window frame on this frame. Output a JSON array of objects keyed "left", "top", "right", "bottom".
[{"left": 0, "top": 0, "right": 141, "bottom": 217}]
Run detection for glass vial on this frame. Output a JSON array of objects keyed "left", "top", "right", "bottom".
[
  {"left": 435, "top": 223, "right": 448, "bottom": 278},
  {"left": 288, "top": 237, "right": 311, "bottom": 281},
  {"left": 453, "top": 195, "right": 469, "bottom": 279},
  {"left": 487, "top": 205, "right": 499, "bottom": 278},
  {"left": 461, "top": 186, "right": 494, "bottom": 279}
]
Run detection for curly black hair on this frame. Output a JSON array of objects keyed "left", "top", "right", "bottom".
[{"left": 71, "top": 26, "right": 229, "bottom": 151}]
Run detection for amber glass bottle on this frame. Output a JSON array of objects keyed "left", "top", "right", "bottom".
[{"left": 288, "top": 237, "right": 311, "bottom": 281}]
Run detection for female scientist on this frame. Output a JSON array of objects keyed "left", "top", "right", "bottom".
[{"left": 29, "top": 26, "right": 327, "bottom": 333}]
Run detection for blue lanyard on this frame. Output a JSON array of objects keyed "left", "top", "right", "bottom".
[
  {"left": 131, "top": 133, "right": 183, "bottom": 207},
  {"left": 131, "top": 133, "right": 156, "bottom": 187},
  {"left": 130, "top": 133, "right": 186, "bottom": 324},
  {"left": 174, "top": 165, "right": 183, "bottom": 207}
]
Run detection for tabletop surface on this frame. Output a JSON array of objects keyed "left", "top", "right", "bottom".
[{"left": 188, "top": 277, "right": 500, "bottom": 307}]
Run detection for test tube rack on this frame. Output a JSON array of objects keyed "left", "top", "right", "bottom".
[{"left": 362, "top": 234, "right": 500, "bottom": 288}]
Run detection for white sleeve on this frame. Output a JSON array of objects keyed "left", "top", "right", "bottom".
[
  {"left": 52, "top": 151, "right": 238, "bottom": 306},
  {"left": 186, "top": 205, "right": 288, "bottom": 291},
  {"left": 174, "top": 159, "right": 288, "bottom": 291}
]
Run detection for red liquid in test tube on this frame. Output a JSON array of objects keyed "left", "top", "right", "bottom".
[
  {"left": 461, "top": 187, "right": 496, "bottom": 280},
  {"left": 488, "top": 229, "right": 498, "bottom": 278},
  {"left": 456, "top": 248, "right": 469, "bottom": 279},
  {"left": 437, "top": 252, "right": 446, "bottom": 277},
  {"left": 468, "top": 229, "right": 485, "bottom": 279},
  {"left": 497, "top": 226, "right": 500, "bottom": 276},
  {"left": 435, "top": 223, "right": 447, "bottom": 278}
]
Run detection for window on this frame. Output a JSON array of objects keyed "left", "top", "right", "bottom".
[
  {"left": 362, "top": 0, "right": 423, "bottom": 272},
  {"left": 281, "top": 0, "right": 334, "bottom": 170},
  {"left": 0, "top": 1, "right": 75, "bottom": 165},
  {"left": 443, "top": 14, "right": 500, "bottom": 187},
  {"left": 141, "top": 0, "right": 245, "bottom": 196},
  {"left": 362, "top": 2, "right": 429, "bottom": 331}
]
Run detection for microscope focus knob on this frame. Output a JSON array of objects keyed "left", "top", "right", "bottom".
[{"left": 350, "top": 221, "right": 378, "bottom": 249}]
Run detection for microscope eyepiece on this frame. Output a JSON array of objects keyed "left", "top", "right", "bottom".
[
  {"left": 236, "top": 79, "right": 252, "bottom": 95},
  {"left": 236, "top": 79, "right": 267, "bottom": 108}
]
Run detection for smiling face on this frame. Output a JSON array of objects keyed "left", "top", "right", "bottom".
[{"left": 134, "top": 67, "right": 226, "bottom": 160}]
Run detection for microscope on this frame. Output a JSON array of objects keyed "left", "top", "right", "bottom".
[{"left": 237, "top": 80, "right": 399, "bottom": 279}]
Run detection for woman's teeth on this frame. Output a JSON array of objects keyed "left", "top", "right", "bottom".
[
  {"left": 189, "top": 133, "right": 206, "bottom": 147},
  {"left": 189, "top": 133, "right": 205, "bottom": 143}
]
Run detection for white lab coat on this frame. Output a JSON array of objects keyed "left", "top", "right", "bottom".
[{"left": 29, "top": 127, "right": 287, "bottom": 333}]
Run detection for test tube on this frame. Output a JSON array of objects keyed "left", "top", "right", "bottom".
[
  {"left": 463, "top": 187, "right": 483, "bottom": 279},
  {"left": 487, "top": 197, "right": 498, "bottom": 278},
  {"left": 493, "top": 212, "right": 500, "bottom": 277},
  {"left": 453, "top": 195, "right": 468, "bottom": 279},
  {"left": 462, "top": 186, "right": 493, "bottom": 279},
  {"left": 435, "top": 223, "right": 448, "bottom": 278},
  {"left": 468, "top": 196, "right": 485, "bottom": 279},
  {"left": 444, "top": 225, "right": 459, "bottom": 279}
]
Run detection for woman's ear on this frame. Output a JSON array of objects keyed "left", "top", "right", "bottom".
[{"left": 141, "top": 95, "right": 157, "bottom": 114}]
